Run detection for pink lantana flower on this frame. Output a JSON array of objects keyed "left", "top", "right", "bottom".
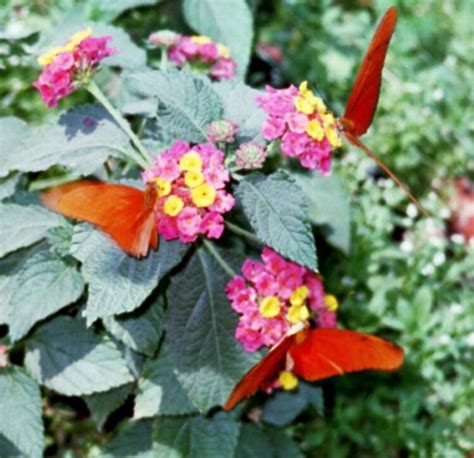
[
  {"left": 226, "top": 247, "right": 338, "bottom": 352},
  {"left": 33, "top": 28, "right": 116, "bottom": 107},
  {"left": 142, "top": 141, "right": 234, "bottom": 244},
  {"left": 256, "top": 81, "right": 342, "bottom": 174}
]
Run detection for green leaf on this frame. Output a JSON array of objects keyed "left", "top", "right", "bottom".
[
  {"left": 0, "top": 117, "right": 26, "bottom": 178},
  {"left": 183, "top": 0, "right": 253, "bottom": 77},
  {"left": 0, "top": 173, "right": 20, "bottom": 200},
  {"left": 24, "top": 316, "right": 134, "bottom": 396},
  {"left": 84, "top": 383, "right": 134, "bottom": 429},
  {"left": 0, "top": 367, "right": 43, "bottom": 458},
  {"left": 266, "top": 428, "right": 304, "bottom": 458},
  {"left": 134, "top": 341, "right": 197, "bottom": 419},
  {"left": 102, "top": 420, "right": 154, "bottom": 458},
  {"left": 291, "top": 170, "right": 351, "bottom": 253},
  {"left": 126, "top": 69, "right": 223, "bottom": 143},
  {"left": 0, "top": 204, "right": 64, "bottom": 258},
  {"left": 213, "top": 80, "right": 265, "bottom": 143},
  {"left": 234, "top": 424, "right": 273, "bottom": 458},
  {"left": 167, "top": 247, "right": 259, "bottom": 413},
  {"left": 154, "top": 414, "right": 240, "bottom": 458},
  {"left": 91, "top": 0, "right": 160, "bottom": 21},
  {"left": 103, "top": 298, "right": 165, "bottom": 356},
  {"left": 72, "top": 226, "right": 188, "bottom": 324},
  {"left": 6, "top": 251, "right": 84, "bottom": 342},
  {"left": 236, "top": 171, "right": 318, "bottom": 270}
]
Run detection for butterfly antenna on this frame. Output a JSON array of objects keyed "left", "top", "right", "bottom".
[{"left": 344, "top": 132, "right": 429, "bottom": 216}]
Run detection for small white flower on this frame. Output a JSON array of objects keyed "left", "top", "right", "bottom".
[
  {"left": 400, "top": 240, "right": 414, "bottom": 253},
  {"left": 449, "top": 303, "right": 463, "bottom": 315},
  {"left": 433, "top": 252, "right": 446, "bottom": 266},
  {"left": 421, "top": 263, "right": 435, "bottom": 276},
  {"left": 466, "top": 332, "right": 474, "bottom": 347},
  {"left": 438, "top": 335, "right": 451, "bottom": 345},
  {"left": 429, "top": 236, "right": 444, "bottom": 248},
  {"left": 406, "top": 203, "right": 418, "bottom": 218},
  {"left": 432, "top": 88, "right": 444, "bottom": 101},
  {"left": 439, "top": 207, "right": 451, "bottom": 219}
]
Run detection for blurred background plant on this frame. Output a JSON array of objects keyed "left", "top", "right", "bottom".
[{"left": 1, "top": 0, "right": 472, "bottom": 456}]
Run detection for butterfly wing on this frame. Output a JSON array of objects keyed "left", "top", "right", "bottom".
[
  {"left": 343, "top": 6, "right": 398, "bottom": 136},
  {"left": 223, "top": 333, "right": 297, "bottom": 411},
  {"left": 289, "top": 328, "right": 404, "bottom": 381},
  {"left": 42, "top": 180, "right": 158, "bottom": 257}
]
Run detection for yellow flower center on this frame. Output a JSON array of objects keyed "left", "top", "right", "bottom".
[
  {"left": 191, "top": 35, "right": 212, "bottom": 45},
  {"left": 287, "top": 304, "right": 310, "bottom": 324},
  {"left": 279, "top": 371, "right": 298, "bottom": 390},
  {"left": 191, "top": 183, "right": 216, "bottom": 207},
  {"left": 184, "top": 170, "right": 205, "bottom": 188},
  {"left": 290, "top": 285, "right": 310, "bottom": 307},
  {"left": 306, "top": 119, "right": 325, "bottom": 142},
  {"left": 163, "top": 196, "right": 184, "bottom": 216},
  {"left": 259, "top": 296, "right": 281, "bottom": 318},
  {"left": 155, "top": 177, "right": 172, "bottom": 197},
  {"left": 324, "top": 294, "right": 339, "bottom": 312},
  {"left": 179, "top": 151, "right": 203, "bottom": 172}
]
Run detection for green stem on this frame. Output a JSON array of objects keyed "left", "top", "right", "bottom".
[
  {"left": 231, "top": 172, "right": 244, "bottom": 181},
  {"left": 160, "top": 46, "right": 168, "bottom": 70},
  {"left": 225, "top": 221, "right": 261, "bottom": 245},
  {"left": 87, "top": 80, "right": 153, "bottom": 168},
  {"left": 202, "top": 239, "right": 237, "bottom": 278},
  {"left": 29, "top": 172, "right": 80, "bottom": 191},
  {"left": 116, "top": 146, "right": 150, "bottom": 170}
]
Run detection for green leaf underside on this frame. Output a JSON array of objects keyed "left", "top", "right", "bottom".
[
  {"left": 0, "top": 173, "right": 20, "bottom": 200},
  {"left": 126, "top": 69, "right": 223, "bottom": 144},
  {"left": 292, "top": 171, "right": 351, "bottom": 253},
  {"left": 0, "top": 367, "right": 44, "bottom": 458},
  {"left": 84, "top": 383, "right": 134, "bottom": 429},
  {"left": 166, "top": 247, "right": 260, "bottom": 413},
  {"left": 103, "top": 298, "right": 164, "bottom": 356},
  {"left": 6, "top": 251, "right": 84, "bottom": 342},
  {"left": 236, "top": 171, "right": 318, "bottom": 270},
  {"left": 25, "top": 316, "right": 133, "bottom": 396},
  {"left": 0, "top": 117, "right": 27, "bottom": 178},
  {"left": 155, "top": 414, "right": 240, "bottom": 458},
  {"left": 134, "top": 341, "right": 197, "bottom": 419},
  {"left": 71, "top": 226, "right": 188, "bottom": 324},
  {"left": 102, "top": 420, "right": 154, "bottom": 458},
  {"left": 183, "top": 0, "right": 253, "bottom": 77},
  {"left": 213, "top": 80, "right": 265, "bottom": 143},
  {"left": 0, "top": 204, "right": 64, "bottom": 258}
]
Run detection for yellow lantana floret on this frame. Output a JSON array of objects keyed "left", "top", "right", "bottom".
[
  {"left": 287, "top": 304, "right": 310, "bottom": 324},
  {"left": 306, "top": 119, "right": 325, "bottom": 141},
  {"left": 191, "top": 35, "right": 212, "bottom": 45},
  {"left": 191, "top": 183, "right": 216, "bottom": 207},
  {"left": 37, "top": 47, "right": 65, "bottom": 66},
  {"left": 326, "top": 126, "right": 342, "bottom": 148},
  {"left": 290, "top": 285, "right": 310, "bottom": 307},
  {"left": 179, "top": 151, "right": 203, "bottom": 172},
  {"left": 279, "top": 371, "right": 298, "bottom": 390},
  {"left": 324, "top": 294, "right": 339, "bottom": 312},
  {"left": 184, "top": 170, "right": 205, "bottom": 188},
  {"left": 217, "top": 43, "right": 231, "bottom": 58},
  {"left": 259, "top": 296, "right": 281, "bottom": 318},
  {"left": 155, "top": 177, "right": 172, "bottom": 197},
  {"left": 294, "top": 96, "right": 314, "bottom": 115},
  {"left": 64, "top": 27, "right": 92, "bottom": 51},
  {"left": 164, "top": 196, "right": 184, "bottom": 216}
]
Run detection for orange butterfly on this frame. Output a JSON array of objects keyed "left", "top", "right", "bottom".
[
  {"left": 224, "top": 327, "right": 403, "bottom": 410},
  {"left": 338, "top": 6, "right": 426, "bottom": 215},
  {"left": 42, "top": 180, "right": 158, "bottom": 257}
]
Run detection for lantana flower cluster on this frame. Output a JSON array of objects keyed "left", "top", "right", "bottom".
[
  {"left": 33, "top": 28, "right": 115, "bottom": 107},
  {"left": 226, "top": 247, "right": 338, "bottom": 352},
  {"left": 256, "top": 81, "right": 342, "bottom": 174},
  {"left": 167, "top": 35, "right": 236, "bottom": 80},
  {"left": 142, "top": 141, "right": 235, "bottom": 243}
]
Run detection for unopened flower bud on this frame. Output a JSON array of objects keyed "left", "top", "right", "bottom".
[
  {"left": 149, "top": 30, "right": 181, "bottom": 48},
  {"left": 206, "top": 120, "right": 237, "bottom": 143},
  {"left": 235, "top": 142, "right": 267, "bottom": 169},
  {"left": 0, "top": 345, "right": 8, "bottom": 368}
]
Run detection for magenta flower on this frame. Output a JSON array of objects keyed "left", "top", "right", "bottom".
[{"left": 226, "top": 247, "right": 338, "bottom": 352}]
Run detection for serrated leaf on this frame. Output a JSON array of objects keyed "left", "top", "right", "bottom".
[
  {"left": 236, "top": 171, "right": 318, "bottom": 270},
  {"left": 213, "top": 80, "right": 265, "bottom": 143},
  {"left": 291, "top": 171, "right": 351, "bottom": 253},
  {"left": 102, "top": 420, "right": 154, "bottom": 458},
  {"left": 234, "top": 424, "right": 273, "bottom": 458},
  {"left": 84, "top": 383, "right": 134, "bottom": 429},
  {"left": 167, "top": 247, "right": 259, "bottom": 413},
  {"left": 126, "top": 69, "right": 223, "bottom": 143},
  {"left": 72, "top": 226, "right": 188, "bottom": 324},
  {"left": 154, "top": 414, "right": 240, "bottom": 458},
  {"left": 1, "top": 105, "right": 130, "bottom": 177},
  {"left": 103, "top": 298, "right": 165, "bottom": 356},
  {"left": 134, "top": 341, "right": 197, "bottom": 419},
  {"left": 0, "top": 117, "right": 26, "bottom": 178},
  {"left": 6, "top": 251, "right": 84, "bottom": 342},
  {"left": 183, "top": 0, "right": 253, "bottom": 77},
  {"left": 0, "top": 204, "right": 64, "bottom": 258},
  {"left": 25, "top": 316, "right": 133, "bottom": 396},
  {"left": 0, "top": 367, "right": 43, "bottom": 458}
]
